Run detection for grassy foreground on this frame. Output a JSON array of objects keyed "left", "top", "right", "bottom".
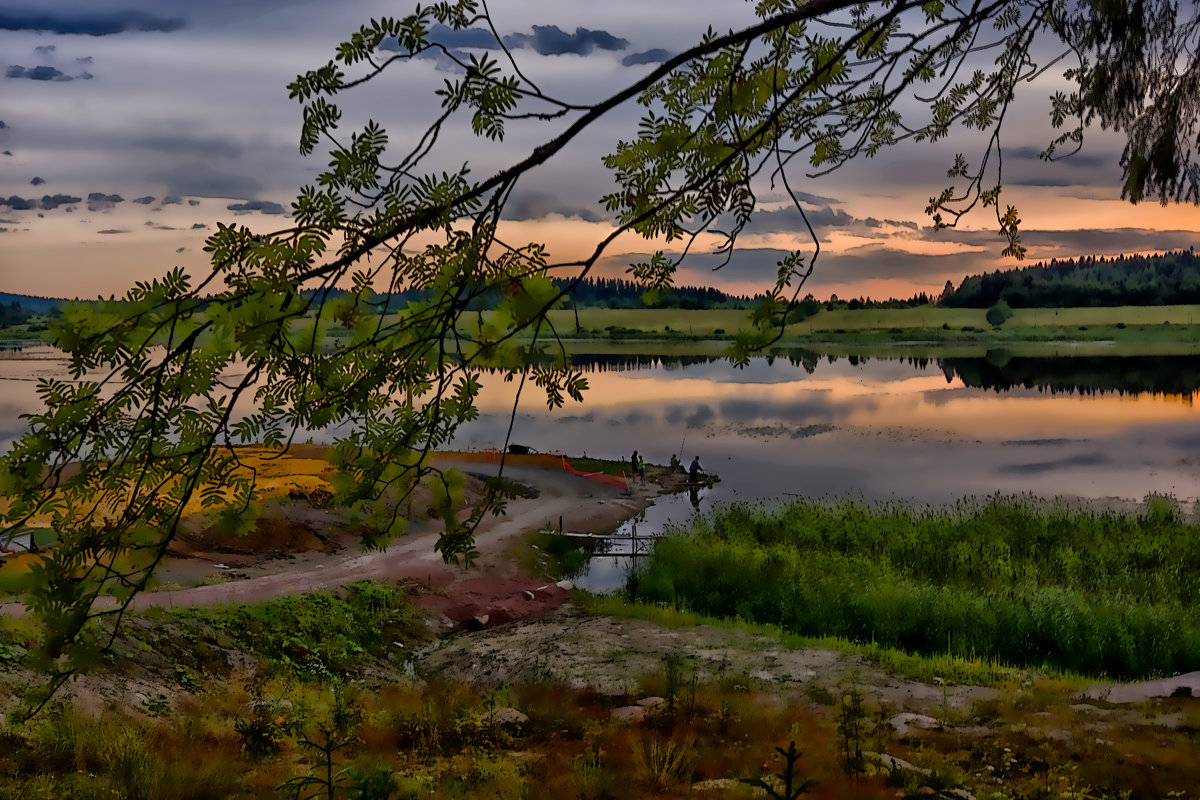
[
  {"left": 626, "top": 495, "right": 1200, "bottom": 679},
  {"left": 0, "top": 579, "right": 1196, "bottom": 799}
]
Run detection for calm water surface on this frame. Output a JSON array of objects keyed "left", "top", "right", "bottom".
[
  {"left": 3, "top": 345, "right": 1199, "bottom": 589},
  {"left": 453, "top": 351, "right": 1200, "bottom": 589}
]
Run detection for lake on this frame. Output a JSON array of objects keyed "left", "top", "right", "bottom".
[
  {"left": 450, "top": 348, "right": 1200, "bottom": 589},
  {"left": 3, "top": 343, "right": 1199, "bottom": 589}
]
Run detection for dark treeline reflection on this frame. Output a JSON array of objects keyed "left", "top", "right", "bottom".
[
  {"left": 568, "top": 354, "right": 727, "bottom": 372},
  {"left": 939, "top": 351, "right": 1200, "bottom": 398},
  {"left": 566, "top": 350, "right": 1200, "bottom": 398}
]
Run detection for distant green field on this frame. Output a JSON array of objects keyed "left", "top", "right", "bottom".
[
  {"left": 545, "top": 304, "right": 1200, "bottom": 344},
  {"left": 545, "top": 308, "right": 748, "bottom": 335},
  {"left": 545, "top": 304, "right": 1200, "bottom": 334},
  {"left": 798, "top": 304, "right": 1200, "bottom": 331}
]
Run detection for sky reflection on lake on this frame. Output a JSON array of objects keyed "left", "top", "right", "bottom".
[
  {"left": 454, "top": 353, "right": 1200, "bottom": 513},
  {"left": 2, "top": 346, "right": 1198, "bottom": 511}
]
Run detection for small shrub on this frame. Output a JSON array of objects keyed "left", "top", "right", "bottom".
[
  {"left": 636, "top": 733, "right": 697, "bottom": 790},
  {"left": 985, "top": 300, "right": 1013, "bottom": 327}
]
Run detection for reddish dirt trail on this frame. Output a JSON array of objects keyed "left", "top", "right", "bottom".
[{"left": 2, "top": 459, "right": 657, "bottom": 625}]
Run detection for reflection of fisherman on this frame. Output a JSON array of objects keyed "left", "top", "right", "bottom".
[
  {"left": 689, "top": 456, "right": 703, "bottom": 483},
  {"left": 638, "top": 454, "right": 646, "bottom": 480},
  {"left": 689, "top": 483, "right": 702, "bottom": 509}
]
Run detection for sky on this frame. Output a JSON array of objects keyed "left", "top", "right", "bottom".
[{"left": 2, "top": 1, "right": 1198, "bottom": 302}]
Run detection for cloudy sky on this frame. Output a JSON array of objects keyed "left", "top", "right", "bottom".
[{"left": 2, "top": 1, "right": 1198, "bottom": 301}]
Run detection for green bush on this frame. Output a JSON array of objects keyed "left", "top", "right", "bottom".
[{"left": 985, "top": 300, "right": 1013, "bottom": 327}]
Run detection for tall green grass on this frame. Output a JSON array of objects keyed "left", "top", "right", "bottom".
[{"left": 625, "top": 496, "right": 1200, "bottom": 678}]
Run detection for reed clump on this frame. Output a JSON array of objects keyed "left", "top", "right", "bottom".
[{"left": 625, "top": 494, "right": 1200, "bottom": 678}]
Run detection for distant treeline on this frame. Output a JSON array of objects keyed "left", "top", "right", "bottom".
[
  {"left": 941, "top": 248, "right": 1200, "bottom": 308},
  {"left": 786, "top": 291, "right": 936, "bottom": 321},
  {"left": 553, "top": 277, "right": 751, "bottom": 309},
  {"left": 0, "top": 302, "right": 34, "bottom": 328},
  {"left": 0, "top": 293, "right": 60, "bottom": 329},
  {"left": 301, "top": 276, "right": 753, "bottom": 311}
]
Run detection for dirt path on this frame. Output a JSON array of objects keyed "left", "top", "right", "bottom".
[{"left": 36, "top": 459, "right": 656, "bottom": 619}]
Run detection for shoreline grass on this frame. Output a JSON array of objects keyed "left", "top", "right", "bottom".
[{"left": 624, "top": 494, "right": 1200, "bottom": 680}]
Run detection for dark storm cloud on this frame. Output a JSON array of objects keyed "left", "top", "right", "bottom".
[
  {"left": 503, "top": 26, "right": 628, "bottom": 56},
  {"left": 40, "top": 194, "right": 82, "bottom": 209},
  {"left": 0, "top": 196, "right": 37, "bottom": 210},
  {"left": 97, "top": 229, "right": 127, "bottom": 234},
  {"left": 191, "top": 223, "right": 208, "bottom": 229},
  {"left": 187, "top": 199, "right": 200, "bottom": 206},
  {"left": 0, "top": 10, "right": 185, "bottom": 36},
  {"left": 34, "top": 45, "right": 55, "bottom": 56},
  {"left": 2, "top": 151, "right": 11, "bottom": 157},
  {"left": 379, "top": 23, "right": 498, "bottom": 52},
  {"left": 431, "top": 23, "right": 498, "bottom": 49},
  {"left": 0, "top": 120, "right": 6, "bottom": 129},
  {"left": 1006, "top": 145, "right": 1108, "bottom": 170},
  {"left": 503, "top": 191, "right": 606, "bottom": 223},
  {"left": 383, "top": 23, "right": 630, "bottom": 57},
  {"left": 132, "top": 195, "right": 155, "bottom": 204},
  {"left": 135, "top": 135, "right": 240, "bottom": 159},
  {"left": 153, "top": 163, "right": 260, "bottom": 199},
  {"left": 609, "top": 243, "right": 978, "bottom": 296},
  {"left": 29, "top": 177, "right": 45, "bottom": 186},
  {"left": 87, "top": 193, "right": 124, "bottom": 211},
  {"left": 920, "top": 226, "right": 1200, "bottom": 261},
  {"left": 161, "top": 196, "right": 182, "bottom": 206},
  {"left": 6, "top": 65, "right": 69, "bottom": 81},
  {"left": 227, "top": 200, "right": 285, "bottom": 215},
  {"left": 818, "top": 246, "right": 983, "bottom": 282},
  {"left": 792, "top": 190, "right": 842, "bottom": 205},
  {"left": 1031, "top": 228, "right": 1200, "bottom": 257},
  {"left": 1005, "top": 145, "right": 1119, "bottom": 187},
  {"left": 622, "top": 49, "right": 672, "bottom": 66},
  {"left": 740, "top": 203, "right": 917, "bottom": 238}
]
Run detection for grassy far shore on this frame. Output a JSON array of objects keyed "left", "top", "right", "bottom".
[
  {"left": 542, "top": 304, "right": 1200, "bottom": 348},
  {"left": 8, "top": 303, "right": 1200, "bottom": 352}
]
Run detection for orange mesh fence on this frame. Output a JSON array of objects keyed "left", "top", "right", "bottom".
[
  {"left": 559, "top": 456, "right": 631, "bottom": 488},
  {"left": 441, "top": 450, "right": 631, "bottom": 489}
]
